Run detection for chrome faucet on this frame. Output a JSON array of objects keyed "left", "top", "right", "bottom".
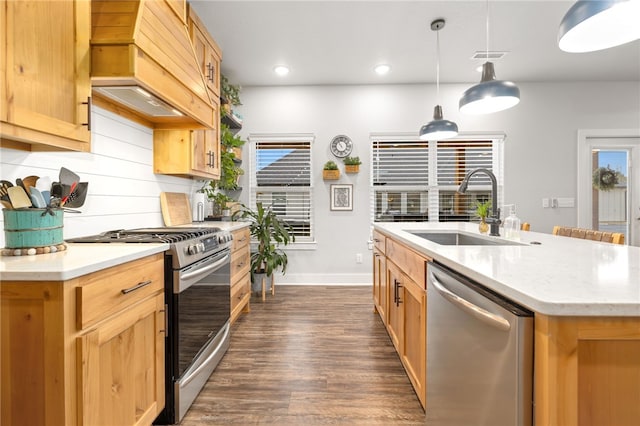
[{"left": 457, "top": 168, "right": 501, "bottom": 236}]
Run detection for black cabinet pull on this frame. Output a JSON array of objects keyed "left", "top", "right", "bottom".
[
  {"left": 393, "top": 279, "right": 403, "bottom": 306},
  {"left": 207, "top": 63, "right": 215, "bottom": 82},
  {"left": 81, "top": 96, "right": 91, "bottom": 131}
]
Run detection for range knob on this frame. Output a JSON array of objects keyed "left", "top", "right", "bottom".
[
  {"left": 218, "top": 233, "right": 231, "bottom": 244},
  {"left": 186, "top": 244, "right": 199, "bottom": 255}
]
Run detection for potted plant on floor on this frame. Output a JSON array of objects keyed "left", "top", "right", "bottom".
[{"left": 233, "top": 202, "right": 295, "bottom": 297}]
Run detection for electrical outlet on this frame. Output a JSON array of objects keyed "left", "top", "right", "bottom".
[
  {"left": 542, "top": 198, "right": 550, "bottom": 208},
  {"left": 356, "top": 253, "right": 363, "bottom": 264}
]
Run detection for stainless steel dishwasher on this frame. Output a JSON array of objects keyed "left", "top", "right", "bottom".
[{"left": 426, "top": 261, "right": 533, "bottom": 426}]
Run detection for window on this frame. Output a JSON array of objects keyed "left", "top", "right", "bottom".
[
  {"left": 371, "top": 133, "right": 504, "bottom": 223},
  {"left": 250, "top": 134, "right": 314, "bottom": 242}
]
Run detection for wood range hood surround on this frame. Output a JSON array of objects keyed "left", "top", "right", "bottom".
[{"left": 90, "top": 0, "right": 215, "bottom": 129}]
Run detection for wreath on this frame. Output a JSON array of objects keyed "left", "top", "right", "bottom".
[{"left": 592, "top": 166, "right": 619, "bottom": 191}]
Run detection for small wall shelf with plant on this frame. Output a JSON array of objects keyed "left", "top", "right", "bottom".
[
  {"left": 323, "top": 160, "right": 340, "bottom": 180},
  {"left": 343, "top": 156, "right": 362, "bottom": 173},
  {"left": 220, "top": 74, "right": 243, "bottom": 129},
  {"left": 219, "top": 122, "right": 246, "bottom": 191}
]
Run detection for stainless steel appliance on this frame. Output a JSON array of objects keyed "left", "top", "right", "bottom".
[
  {"left": 426, "top": 261, "right": 533, "bottom": 426},
  {"left": 68, "top": 227, "right": 233, "bottom": 424}
]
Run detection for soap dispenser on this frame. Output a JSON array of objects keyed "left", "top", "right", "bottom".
[{"left": 503, "top": 205, "right": 521, "bottom": 239}]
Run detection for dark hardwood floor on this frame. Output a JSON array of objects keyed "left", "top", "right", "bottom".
[{"left": 180, "top": 285, "right": 426, "bottom": 425}]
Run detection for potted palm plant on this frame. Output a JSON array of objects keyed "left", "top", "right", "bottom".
[{"left": 233, "top": 202, "right": 295, "bottom": 297}]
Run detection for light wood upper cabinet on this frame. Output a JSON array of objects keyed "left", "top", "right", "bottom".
[
  {"left": 188, "top": 7, "right": 222, "bottom": 100},
  {"left": 1, "top": 253, "right": 165, "bottom": 426},
  {"left": 154, "top": 120, "right": 221, "bottom": 179},
  {"left": 152, "top": 4, "right": 223, "bottom": 180},
  {"left": 0, "top": 0, "right": 91, "bottom": 152}
]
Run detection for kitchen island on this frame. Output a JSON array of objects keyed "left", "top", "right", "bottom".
[{"left": 374, "top": 222, "right": 640, "bottom": 426}]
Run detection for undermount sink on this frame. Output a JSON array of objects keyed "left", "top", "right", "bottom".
[{"left": 407, "top": 231, "right": 523, "bottom": 246}]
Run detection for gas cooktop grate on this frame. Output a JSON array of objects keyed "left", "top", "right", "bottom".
[{"left": 67, "top": 227, "right": 222, "bottom": 244}]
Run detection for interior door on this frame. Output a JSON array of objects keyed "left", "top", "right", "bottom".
[{"left": 578, "top": 133, "right": 640, "bottom": 246}]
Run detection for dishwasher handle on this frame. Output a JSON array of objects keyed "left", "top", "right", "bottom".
[{"left": 429, "top": 269, "right": 511, "bottom": 332}]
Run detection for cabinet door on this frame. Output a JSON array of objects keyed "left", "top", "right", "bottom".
[
  {"left": 386, "top": 262, "right": 403, "bottom": 353},
  {"left": 402, "top": 277, "right": 426, "bottom": 409},
  {"left": 188, "top": 8, "right": 221, "bottom": 98},
  {"left": 154, "top": 128, "right": 220, "bottom": 179},
  {"left": 373, "top": 248, "right": 387, "bottom": 323},
  {"left": 1, "top": 0, "right": 91, "bottom": 151},
  {"left": 78, "top": 294, "right": 165, "bottom": 426}
]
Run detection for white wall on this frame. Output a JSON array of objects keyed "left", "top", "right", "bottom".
[
  {"left": 0, "top": 107, "right": 200, "bottom": 246},
  {"left": 2, "top": 82, "right": 639, "bottom": 285},
  {"left": 234, "top": 81, "right": 640, "bottom": 284}
]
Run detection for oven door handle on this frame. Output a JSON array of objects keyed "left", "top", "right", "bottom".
[{"left": 179, "top": 253, "right": 230, "bottom": 288}]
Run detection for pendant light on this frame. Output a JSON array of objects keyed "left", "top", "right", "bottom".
[
  {"left": 459, "top": 0, "right": 520, "bottom": 115},
  {"left": 558, "top": 0, "right": 640, "bottom": 53},
  {"left": 419, "top": 19, "right": 458, "bottom": 141}
]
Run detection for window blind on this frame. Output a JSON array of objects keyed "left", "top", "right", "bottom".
[
  {"left": 250, "top": 135, "right": 314, "bottom": 241},
  {"left": 371, "top": 135, "right": 503, "bottom": 223}
]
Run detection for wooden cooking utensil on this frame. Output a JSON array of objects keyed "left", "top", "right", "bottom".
[
  {"left": 22, "top": 175, "right": 39, "bottom": 195},
  {"left": 7, "top": 186, "right": 32, "bottom": 209},
  {"left": 0, "top": 180, "right": 13, "bottom": 203}
]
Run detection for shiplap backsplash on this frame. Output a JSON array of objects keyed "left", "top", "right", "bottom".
[{"left": 0, "top": 107, "right": 201, "bottom": 246}]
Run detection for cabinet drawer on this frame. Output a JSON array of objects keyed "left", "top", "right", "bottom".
[
  {"left": 232, "top": 227, "right": 250, "bottom": 253},
  {"left": 231, "top": 248, "right": 250, "bottom": 284},
  {"left": 231, "top": 272, "right": 250, "bottom": 313},
  {"left": 386, "top": 239, "right": 429, "bottom": 289},
  {"left": 373, "top": 229, "right": 387, "bottom": 254},
  {"left": 76, "top": 254, "right": 164, "bottom": 329}
]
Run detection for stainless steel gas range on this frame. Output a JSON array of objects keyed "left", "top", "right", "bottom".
[{"left": 68, "top": 227, "right": 233, "bottom": 424}]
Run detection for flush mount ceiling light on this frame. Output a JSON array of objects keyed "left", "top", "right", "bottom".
[
  {"left": 419, "top": 19, "right": 458, "bottom": 141},
  {"left": 374, "top": 64, "right": 391, "bottom": 75},
  {"left": 274, "top": 65, "right": 290, "bottom": 76},
  {"left": 558, "top": 0, "right": 640, "bottom": 53},
  {"left": 459, "top": 0, "right": 520, "bottom": 115}
]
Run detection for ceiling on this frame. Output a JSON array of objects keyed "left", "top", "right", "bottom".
[{"left": 190, "top": 0, "right": 640, "bottom": 87}]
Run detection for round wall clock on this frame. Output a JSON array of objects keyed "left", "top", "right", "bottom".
[{"left": 330, "top": 135, "right": 353, "bottom": 158}]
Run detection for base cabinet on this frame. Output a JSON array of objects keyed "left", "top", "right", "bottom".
[
  {"left": 372, "top": 230, "right": 387, "bottom": 322},
  {"left": 375, "top": 230, "right": 429, "bottom": 409},
  {"left": 230, "top": 226, "right": 251, "bottom": 323},
  {"left": 1, "top": 253, "right": 165, "bottom": 426}
]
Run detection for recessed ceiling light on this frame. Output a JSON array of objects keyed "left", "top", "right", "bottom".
[
  {"left": 374, "top": 64, "right": 391, "bottom": 75},
  {"left": 274, "top": 65, "right": 290, "bottom": 76}
]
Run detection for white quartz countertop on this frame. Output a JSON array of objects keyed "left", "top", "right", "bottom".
[
  {"left": 375, "top": 222, "right": 640, "bottom": 317},
  {"left": 0, "top": 222, "right": 250, "bottom": 281},
  {"left": 0, "top": 243, "right": 169, "bottom": 281}
]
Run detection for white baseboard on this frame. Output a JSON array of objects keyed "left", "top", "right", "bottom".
[{"left": 269, "top": 273, "right": 372, "bottom": 286}]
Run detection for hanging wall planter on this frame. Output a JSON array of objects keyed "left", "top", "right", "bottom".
[
  {"left": 343, "top": 156, "right": 361, "bottom": 174},
  {"left": 323, "top": 160, "right": 340, "bottom": 180}
]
